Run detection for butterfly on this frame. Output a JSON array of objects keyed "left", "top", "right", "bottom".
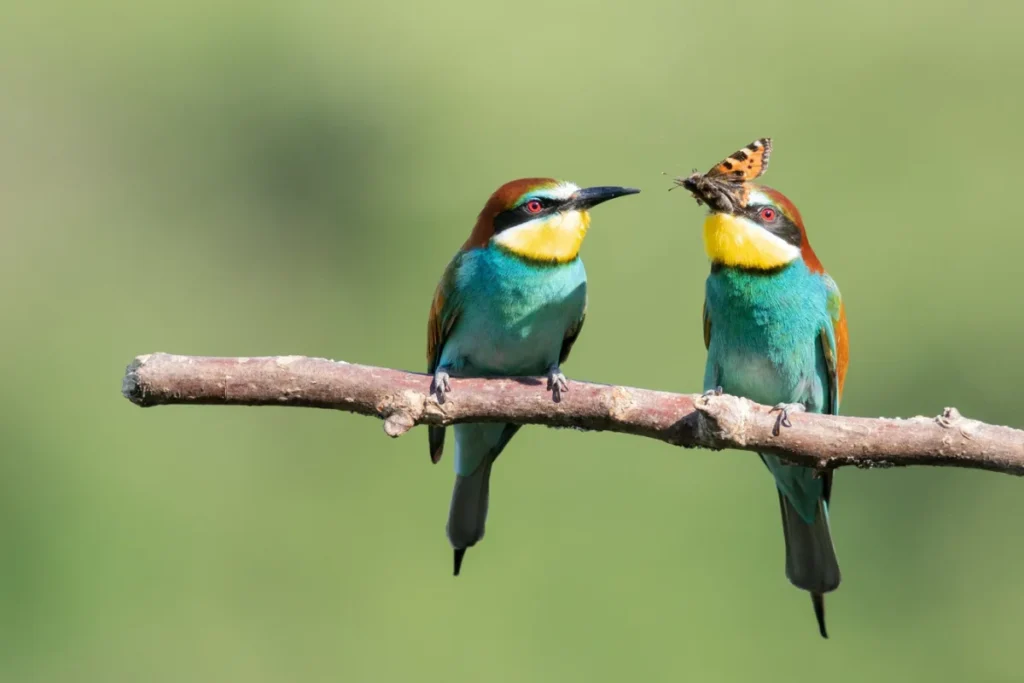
[{"left": 673, "top": 138, "right": 772, "bottom": 213}]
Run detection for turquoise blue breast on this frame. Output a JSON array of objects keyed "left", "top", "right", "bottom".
[
  {"left": 441, "top": 246, "right": 588, "bottom": 377},
  {"left": 704, "top": 261, "right": 830, "bottom": 411}
]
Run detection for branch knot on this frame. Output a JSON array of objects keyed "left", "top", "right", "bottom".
[{"left": 694, "top": 394, "right": 752, "bottom": 449}]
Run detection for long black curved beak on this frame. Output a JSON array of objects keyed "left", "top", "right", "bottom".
[{"left": 570, "top": 186, "right": 641, "bottom": 210}]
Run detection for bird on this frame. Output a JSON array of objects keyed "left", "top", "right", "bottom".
[
  {"left": 676, "top": 139, "right": 849, "bottom": 638},
  {"left": 427, "top": 177, "right": 640, "bottom": 577}
]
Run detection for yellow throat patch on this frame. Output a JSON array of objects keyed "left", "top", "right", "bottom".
[
  {"left": 702, "top": 213, "right": 800, "bottom": 270},
  {"left": 494, "top": 210, "right": 591, "bottom": 263}
]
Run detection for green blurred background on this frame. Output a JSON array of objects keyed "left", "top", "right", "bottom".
[{"left": 2, "top": 0, "right": 1023, "bottom": 680}]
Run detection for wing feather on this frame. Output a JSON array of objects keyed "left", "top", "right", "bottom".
[
  {"left": 559, "top": 298, "right": 587, "bottom": 366},
  {"left": 426, "top": 252, "right": 466, "bottom": 463},
  {"left": 818, "top": 274, "right": 847, "bottom": 416},
  {"left": 702, "top": 299, "right": 712, "bottom": 350}
]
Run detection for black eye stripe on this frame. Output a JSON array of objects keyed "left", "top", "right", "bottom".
[
  {"left": 493, "top": 197, "right": 563, "bottom": 233},
  {"left": 745, "top": 204, "right": 802, "bottom": 248}
]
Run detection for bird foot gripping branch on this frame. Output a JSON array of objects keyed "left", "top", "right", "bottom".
[
  {"left": 546, "top": 364, "right": 570, "bottom": 403},
  {"left": 770, "top": 402, "right": 807, "bottom": 437},
  {"left": 430, "top": 368, "right": 452, "bottom": 403}
]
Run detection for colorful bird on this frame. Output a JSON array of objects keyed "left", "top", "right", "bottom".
[
  {"left": 427, "top": 178, "right": 639, "bottom": 576},
  {"left": 677, "top": 139, "right": 849, "bottom": 638}
]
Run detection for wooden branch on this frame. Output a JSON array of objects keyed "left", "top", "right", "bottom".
[{"left": 121, "top": 353, "right": 1024, "bottom": 475}]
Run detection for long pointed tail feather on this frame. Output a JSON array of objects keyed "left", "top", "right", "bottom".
[
  {"left": 777, "top": 492, "right": 840, "bottom": 638},
  {"left": 811, "top": 593, "right": 828, "bottom": 638},
  {"left": 446, "top": 455, "right": 494, "bottom": 575},
  {"left": 446, "top": 424, "right": 520, "bottom": 576}
]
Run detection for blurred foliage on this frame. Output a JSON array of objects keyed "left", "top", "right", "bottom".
[{"left": 1, "top": 0, "right": 1023, "bottom": 680}]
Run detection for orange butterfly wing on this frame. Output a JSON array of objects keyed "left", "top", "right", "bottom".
[{"left": 705, "top": 138, "right": 772, "bottom": 183}]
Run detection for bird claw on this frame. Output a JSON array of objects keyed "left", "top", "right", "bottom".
[
  {"left": 546, "top": 365, "right": 569, "bottom": 403},
  {"left": 769, "top": 402, "right": 806, "bottom": 437},
  {"left": 702, "top": 386, "right": 724, "bottom": 398},
  {"left": 431, "top": 369, "right": 452, "bottom": 403}
]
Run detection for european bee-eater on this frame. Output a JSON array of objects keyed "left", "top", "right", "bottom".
[
  {"left": 677, "top": 139, "right": 849, "bottom": 638},
  {"left": 427, "top": 178, "right": 639, "bottom": 576}
]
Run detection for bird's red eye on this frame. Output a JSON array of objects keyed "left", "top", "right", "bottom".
[
  {"left": 525, "top": 200, "right": 543, "bottom": 214},
  {"left": 759, "top": 207, "right": 777, "bottom": 222}
]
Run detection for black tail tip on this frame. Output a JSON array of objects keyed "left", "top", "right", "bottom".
[
  {"left": 453, "top": 548, "right": 466, "bottom": 576},
  {"left": 812, "top": 593, "right": 828, "bottom": 639}
]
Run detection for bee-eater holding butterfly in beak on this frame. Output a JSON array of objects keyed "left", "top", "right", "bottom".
[
  {"left": 676, "top": 139, "right": 849, "bottom": 638},
  {"left": 427, "top": 178, "right": 639, "bottom": 576}
]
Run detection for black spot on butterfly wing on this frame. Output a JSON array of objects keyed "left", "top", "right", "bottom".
[{"left": 753, "top": 138, "right": 772, "bottom": 170}]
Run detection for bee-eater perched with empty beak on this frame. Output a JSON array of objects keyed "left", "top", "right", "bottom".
[
  {"left": 427, "top": 178, "right": 639, "bottom": 576},
  {"left": 676, "top": 139, "right": 849, "bottom": 638}
]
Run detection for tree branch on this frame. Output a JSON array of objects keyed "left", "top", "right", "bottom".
[{"left": 121, "top": 353, "right": 1024, "bottom": 475}]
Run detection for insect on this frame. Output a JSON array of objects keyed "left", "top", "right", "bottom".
[{"left": 673, "top": 138, "right": 772, "bottom": 213}]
